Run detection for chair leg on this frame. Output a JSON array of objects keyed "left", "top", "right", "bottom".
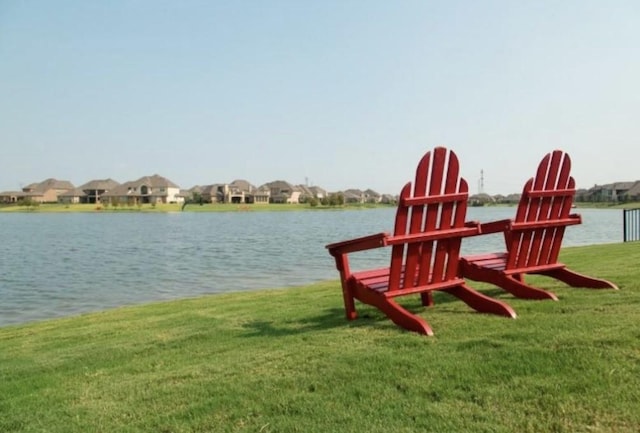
[
  {"left": 444, "top": 284, "right": 517, "bottom": 318},
  {"left": 341, "top": 282, "right": 358, "bottom": 321},
  {"left": 539, "top": 268, "right": 619, "bottom": 290},
  {"left": 376, "top": 298, "right": 434, "bottom": 336},
  {"left": 499, "top": 275, "right": 558, "bottom": 300},
  {"left": 461, "top": 262, "right": 558, "bottom": 300},
  {"left": 421, "top": 292, "right": 434, "bottom": 307}
]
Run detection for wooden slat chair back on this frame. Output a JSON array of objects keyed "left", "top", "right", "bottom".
[
  {"left": 326, "top": 147, "right": 516, "bottom": 336},
  {"left": 460, "top": 150, "right": 618, "bottom": 300},
  {"left": 506, "top": 150, "right": 579, "bottom": 273},
  {"left": 386, "top": 147, "right": 478, "bottom": 296}
]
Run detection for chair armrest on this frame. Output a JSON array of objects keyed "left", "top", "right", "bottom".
[
  {"left": 326, "top": 232, "right": 389, "bottom": 257},
  {"left": 569, "top": 213, "right": 582, "bottom": 223},
  {"left": 478, "top": 219, "right": 512, "bottom": 234}
]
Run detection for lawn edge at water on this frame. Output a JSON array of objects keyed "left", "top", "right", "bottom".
[{"left": 1, "top": 242, "right": 639, "bottom": 433}]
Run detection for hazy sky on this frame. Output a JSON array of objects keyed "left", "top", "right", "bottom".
[{"left": 1, "top": 1, "right": 638, "bottom": 195}]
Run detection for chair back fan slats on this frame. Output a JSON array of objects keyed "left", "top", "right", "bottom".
[
  {"left": 388, "top": 147, "right": 470, "bottom": 292},
  {"left": 507, "top": 150, "right": 576, "bottom": 270},
  {"left": 326, "top": 145, "right": 520, "bottom": 335}
]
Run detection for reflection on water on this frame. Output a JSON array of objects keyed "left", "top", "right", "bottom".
[{"left": 0, "top": 208, "right": 622, "bottom": 326}]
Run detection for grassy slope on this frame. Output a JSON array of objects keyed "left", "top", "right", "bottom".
[{"left": 1, "top": 242, "right": 640, "bottom": 433}]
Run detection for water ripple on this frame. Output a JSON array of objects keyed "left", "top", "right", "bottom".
[{"left": 0, "top": 208, "right": 623, "bottom": 326}]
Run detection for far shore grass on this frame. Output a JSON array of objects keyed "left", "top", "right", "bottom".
[
  {"left": 1, "top": 201, "right": 640, "bottom": 213},
  {"left": 2, "top": 242, "right": 640, "bottom": 432},
  {"left": 0, "top": 202, "right": 392, "bottom": 213}
]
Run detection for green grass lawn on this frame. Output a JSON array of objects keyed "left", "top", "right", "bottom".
[{"left": 1, "top": 242, "right": 639, "bottom": 432}]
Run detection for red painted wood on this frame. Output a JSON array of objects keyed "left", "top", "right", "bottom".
[
  {"left": 460, "top": 149, "right": 618, "bottom": 300},
  {"left": 325, "top": 146, "right": 516, "bottom": 335}
]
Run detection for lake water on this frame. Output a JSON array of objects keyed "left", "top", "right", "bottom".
[{"left": 0, "top": 207, "right": 623, "bottom": 327}]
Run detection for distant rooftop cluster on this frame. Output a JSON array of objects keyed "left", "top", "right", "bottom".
[
  {"left": 467, "top": 181, "right": 640, "bottom": 206},
  {"left": 2, "top": 175, "right": 638, "bottom": 207},
  {"left": 0, "top": 175, "right": 396, "bottom": 206}
]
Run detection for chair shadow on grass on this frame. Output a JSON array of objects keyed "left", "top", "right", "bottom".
[
  {"left": 240, "top": 307, "right": 348, "bottom": 337},
  {"left": 240, "top": 287, "right": 513, "bottom": 337}
]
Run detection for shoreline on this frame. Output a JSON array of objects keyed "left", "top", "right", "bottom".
[{"left": 1, "top": 201, "right": 639, "bottom": 213}]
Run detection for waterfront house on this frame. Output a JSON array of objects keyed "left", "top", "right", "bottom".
[
  {"left": 16, "top": 178, "right": 75, "bottom": 203},
  {"left": 101, "top": 174, "right": 182, "bottom": 205},
  {"left": 309, "top": 186, "right": 327, "bottom": 200},
  {"left": 79, "top": 178, "right": 120, "bottom": 204},
  {"left": 263, "top": 180, "right": 301, "bottom": 204},
  {"left": 363, "top": 189, "right": 381, "bottom": 203},
  {"left": 217, "top": 179, "right": 256, "bottom": 204},
  {"left": 58, "top": 188, "right": 85, "bottom": 204},
  {"left": 624, "top": 181, "right": 640, "bottom": 201},
  {"left": 343, "top": 189, "right": 364, "bottom": 204},
  {"left": 0, "top": 191, "right": 21, "bottom": 204},
  {"left": 587, "top": 182, "right": 639, "bottom": 202}
]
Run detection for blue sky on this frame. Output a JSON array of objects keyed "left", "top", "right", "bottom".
[{"left": 1, "top": 1, "right": 638, "bottom": 195}]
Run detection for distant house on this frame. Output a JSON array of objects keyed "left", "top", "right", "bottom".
[
  {"left": 294, "top": 185, "right": 329, "bottom": 203},
  {"left": 587, "top": 182, "right": 639, "bottom": 202},
  {"left": 624, "top": 181, "right": 640, "bottom": 201},
  {"left": 264, "top": 180, "right": 301, "bottom": 204},
  {"left": 205, "top": 184, "right": 226, "bottom": 203},
  {"left": 217, "top": 179, "right": 256, "bottom": 204},
  {"left": 380, "top": 194, "right": 397, "bottom": 205},
  {"left": 78, "top": 178, "right": 120, "bottom": 204},
  {"left": 19, "top": 178, "right": 75, "bottom": 203},
  {"left": 343, "top": 189, "right": 364, "bottom": 204},
  {"left": 309, "top": 186, "right": 327, "bottom": 200},
  {"left": 468, "top": 193, "right": 495, "bottom": 206},
  {"left": 363, "top": 189, "right": 381, "bottom": 203},
  {"left": 253, "top": 185, "right": 271, "bottom": 204},
  {"left": 0, "top": 191, "right": 21, "bottom": 204},
  {"left": 503, "top": 193, "right": 521, "bottom": 204},
  {"left": 101, "top": 174, "right": 182, "bottom": 205},
  {"left": 296, "top": 185, "right": 314, "bottom": 203},
  {"left": 58, "top": 188, "right": 85, "bottom": 204}
]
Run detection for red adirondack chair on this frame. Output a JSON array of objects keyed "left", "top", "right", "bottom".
[
  {"left": 460, "top": 150, "right": 618, "bottom": 300},
  {"left": 326, "top": 147, "right": 516, "bottom": 336}
]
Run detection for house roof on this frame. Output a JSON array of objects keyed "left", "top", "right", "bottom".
[
  {"left": 612, "top": 182, "right": 636, "bottom": 190},
  {"left": 625, "top": 181, "right": 640, "bottom": 197},
  {"left": 101, "top": 174, "right": 179, "bottom": 197},
  {"left": 79, "top": 178, "right": 120, "bottom": 191},
  {"left": 135, "top": 174, "right": 180, "bottom": 188},
  {"left": 296, "top": 185, "right": 314, "bottom": 196},
  {"left": 309, "top": 186, "right": 327, "bottom": 195},
  {"left": 200, "top": 184, "right": 222, "bottom": 195},
  {"left": 229, "top": 179, "right": 255, "bottom": 192},
  {"left": 363, "top": 189, "right": 380, "bottom": 197},
  {"left": 343, "top": 189, "right": 363, "bottom": 196},
  {"left": 265, "top": 180, "right": 293, "bottom": 188},
  {"left": 590, "top": 181, "right": 637, "bottom": 191},
  {"left": 24, "top": 178, "right": 75, "bottom": 193}
]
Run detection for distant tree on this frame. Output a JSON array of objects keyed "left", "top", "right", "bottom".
[
  {"left": 191, "top": 191, "right": 204, "bottom": 205},
  {"left": 328, "top": 193, "right": 344, "bottom": 206},
  {"left": 19, "top": 198, "right": 39, "bottom": 209}
]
